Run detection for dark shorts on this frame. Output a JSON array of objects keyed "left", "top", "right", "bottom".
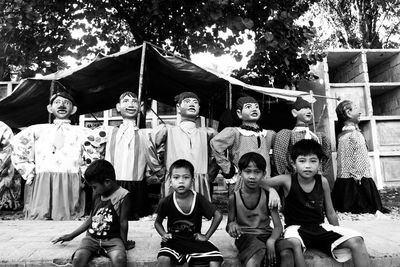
[
  {"left": 73, "top": 235, "right": 126, "bottom": 259},
  {"left": 284, "top": 224, "right": 362, "bottom": 262},
  {"left": 157, "top": 236, "right": 223, "bottom": 265},
  {"left": 235, "top": 233, "right": 282, "bottom": 266}
]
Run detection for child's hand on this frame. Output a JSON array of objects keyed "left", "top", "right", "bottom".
[
  {"left": 125, "top": 240, "right": 136, "bottom": 250},
  {"left": 266, "top": 238, "right": 276, "bottom": 266},
  {"left": 227, "top": 222, "right": 242, "bottom": 239},
  {"left": 194, "top": 233, "right": 208, "bottom": 242},
  {"left": 268, "top": 188, "right": 281, "bottom": 210},
  {"left": 161, "top": 233, "right": 172, "bottom": 242},
  {"left": 52, "top": 234, "right": 73, "bottom": 244}
]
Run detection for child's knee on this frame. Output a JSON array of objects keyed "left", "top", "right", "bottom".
[
  {"left": 343, "top": 236, "right": 365, "bottom": 249},
  {"left": 247, "top": 249, "right": 265, "bottom": 266},
  {"left": 157, "top": 255, "right": 171, "bottom": 264},
  {"left": 279, "top": 237, "right": 302, "bottom": 251},
  {"left": 109, "top": 250, "right": 127, "bottom": 266},
  {"left": 72, "top": 250, "right": 91, "bottom": 267}
]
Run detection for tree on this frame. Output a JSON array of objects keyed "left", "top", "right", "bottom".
[
  {"left": 304, "top": 0, "right": 400, "bottom": 49},
  {"left": 1, "top": 0, "right": 320, "bottom": 87}
]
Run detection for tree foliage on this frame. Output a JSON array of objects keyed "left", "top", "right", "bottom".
[
  {"left": 305, "top": 0, "right": 400, "bottom": 49},
  {"left": 1, "top": 0, "right": 321, "bottom": 87}
]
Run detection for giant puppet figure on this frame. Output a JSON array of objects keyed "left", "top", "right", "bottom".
[
  {"left": 273, "top": 96, "right": 333, "bottom": 187},
  {"left": 210, "top": 96, "right": 276, "bottom": 191},
  {"left": 155, "top": 92, "right": 217, "bottom": 202},
  {"left": 86, "top": 91, "right": 163, "bottom": 220},
  {"left": 11, "top": 87, "right": 95, "bottom": 220}
]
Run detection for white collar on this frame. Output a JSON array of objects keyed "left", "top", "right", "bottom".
[
  {"left": 53, "top": 119, "right": 71, "bottom": 126},
  {"left": 342, "top": 125, "right": 358, "bottom": 131},
  {"left": 237, "top": 127, "right": 268, "bottom": 137},
  {"left": 179, "top": 121, "right": 197, "bottom": 134},
  {"left": 173, "top": 190, "right": 196, "bottom": 215}
]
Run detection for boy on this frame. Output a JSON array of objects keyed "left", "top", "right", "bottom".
[
  {"left": 273, "top": 96, "right": 333, "bottom": 188},
  {"left": 11, "top": 87, "right": 91, "bottom": 220},
  {"left": 155, "top": 92, "right": 217, "bottom": 201},
  {"left": 53, "top": 159, "right": 135, "bottom": 267},
  {"left": 266, "top": 139, "right": 371, "bottom": 267},
  {"left": 154, "top": 159, "right": 223, "bottom": 267},
  {"left": 227, "top": 152, "right": 302, "bottom": 267},
  {"left": 210, "top": 96, "right": 276, "bottom": 192},
  {"left": 85, "top": 91, "right": 163, "bottom": 220}
]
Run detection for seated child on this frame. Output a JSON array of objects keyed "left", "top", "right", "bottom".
[
  {"left": 52, "top": 160, "right": 135, "bottom": 267},
  {"left": 266, "top": 139, "right": 371, "bottom": 267},
  {"left": 227, "top": 152, "right": 302, "bottom": 267},
  {"left": 154, "top": 159, "right": 224, "bottom": 267}
]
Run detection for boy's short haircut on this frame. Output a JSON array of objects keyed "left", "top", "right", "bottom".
[
  {"left": 119, "top": 91, "right": 138, "bottom": 101},
  {"left": 169, "top": 159, "right": 194, "bottom": 178},
  {"left": 235, "top": 96, "right": 258, "bottom": 110},
  {"left": 84, "top": 159, "right": 116, "bottom": 183},
  {"left": 290, "top": 139, "right": 326, "bottom": 162},
  {"left": 174, "top": 91, "right": 200, "bottom": 104},
  {"left": 238, "top": 152, "right": 266, "bottom": 172}
]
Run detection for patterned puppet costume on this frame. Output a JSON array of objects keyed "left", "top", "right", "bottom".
[
  {"left": 331, "top": 126, "right": 386, "bottom": 214},
  {"left": 11, "top": 119, "right": 98, "bottom": 220},
  {"left": 0, "top": 121, "right": 19, "bottom": 210}
]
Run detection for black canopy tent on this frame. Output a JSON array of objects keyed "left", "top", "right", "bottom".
[{"left": 0, "top": 42, "right": 308, "bottom": 129}]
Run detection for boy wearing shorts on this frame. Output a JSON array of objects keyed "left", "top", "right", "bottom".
[
  {"left": 53, "top": 160, "right": 135, "bottom": 267},
  {"left": 266, "top": 139, "right": 371, "bottom": 267},
  {"left": 154, "top": 159, "right": 223, "bottom": 267}
]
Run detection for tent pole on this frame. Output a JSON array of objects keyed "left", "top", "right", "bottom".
[
  {"left": 49, "top": 80, "right": 55, "bottom": 123},
  {"left": 228, "top": 83, "right": 232, "bottom": 110},
  {"left": 310, "top": 90, "right": 316, "bottom": 131},
  {"left": 137, "top": 42, "right": 147, "bottom": 127}
]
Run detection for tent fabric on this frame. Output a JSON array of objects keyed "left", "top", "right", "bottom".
[{"left": 0, "top": 42, "right": 305, "bottom": 129}]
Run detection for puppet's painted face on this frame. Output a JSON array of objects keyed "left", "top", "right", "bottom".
[
  {"left": 177, "top": 97, "right": 200, "bottom": 120},
  {"left": 293, "top": 107, "right": 313, "bottom": 125},
  {"left": 237, "top": 102, "right": 260, "bottom": 122},
  {"left": 117, "top": 95, "right": 139, "bottom": 119},
  {"left": 346, "top": 102, "right": 361, "bottom": 124},
  {"left": 48, "top": 96, "right": 76, "bottom": 120}
]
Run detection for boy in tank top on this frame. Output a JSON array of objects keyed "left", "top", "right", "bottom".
[
  {"left": 227, "top": 152, "right": 300, "bottom": 267},
  {"left": 266, "top": 139, "right": 371, "bottom": 267}
]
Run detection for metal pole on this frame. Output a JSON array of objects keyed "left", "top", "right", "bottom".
[{"left": 137, "top": 42, "right": 147, "bottom": 126}]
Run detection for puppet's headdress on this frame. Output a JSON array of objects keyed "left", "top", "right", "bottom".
[
  {"left": 292, "top": 96, "right": 313, "bottom": 110},
  {"left": 49, "top": 81, "right": 76, "bottom": 105}
]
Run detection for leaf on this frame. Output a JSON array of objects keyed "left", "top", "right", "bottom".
[{"left": 242, "top": 18, "right": 254, "bottom": 29}]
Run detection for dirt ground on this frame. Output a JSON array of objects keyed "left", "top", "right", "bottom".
[{"left": 1, "top": 187, "right": 399, "bottom": 220}]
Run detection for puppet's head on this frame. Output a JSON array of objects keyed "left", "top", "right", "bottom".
[
  {"left": 175, "top": 91, "right": 200, "bottom": 121},
  {"left": 336, "top": 100, "right": 361, "bottom": 125},
  {"left": 291, "top": 96, "right": 313, "bottom": 126},
  {"left": 236, "top": 96, "right": 260, "bottom": 123},
  {"left": 116, "top": 91, "right": 139, "bottom": 120},
  {"left": 47, "top": 89, "right": 77, "bottom": 120}
]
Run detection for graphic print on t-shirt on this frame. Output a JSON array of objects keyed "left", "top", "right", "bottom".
[{"left": 88, "top": 207, "right": 113, "bottom": 236}]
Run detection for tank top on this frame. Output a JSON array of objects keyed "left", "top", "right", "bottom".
[
  {"left": 283, "top": 174, "right": 324, "bottom": 227},
  {"left": 234, "top": 189, "right": 272, "bottom": 235}
]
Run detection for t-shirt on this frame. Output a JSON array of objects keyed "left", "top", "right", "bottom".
[
  {"left": 87, "top": 187, "right": 129, "bottom": 239},
  {"left": 283, "top": 174, "right": 325, "bottom": 227},
  {"left": 156, "top": 191, "right": 216, "bottom": 239}
]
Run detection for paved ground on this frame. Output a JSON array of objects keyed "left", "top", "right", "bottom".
[{"left": 0, "top": 215, "right": 400, "bottom": 267}]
